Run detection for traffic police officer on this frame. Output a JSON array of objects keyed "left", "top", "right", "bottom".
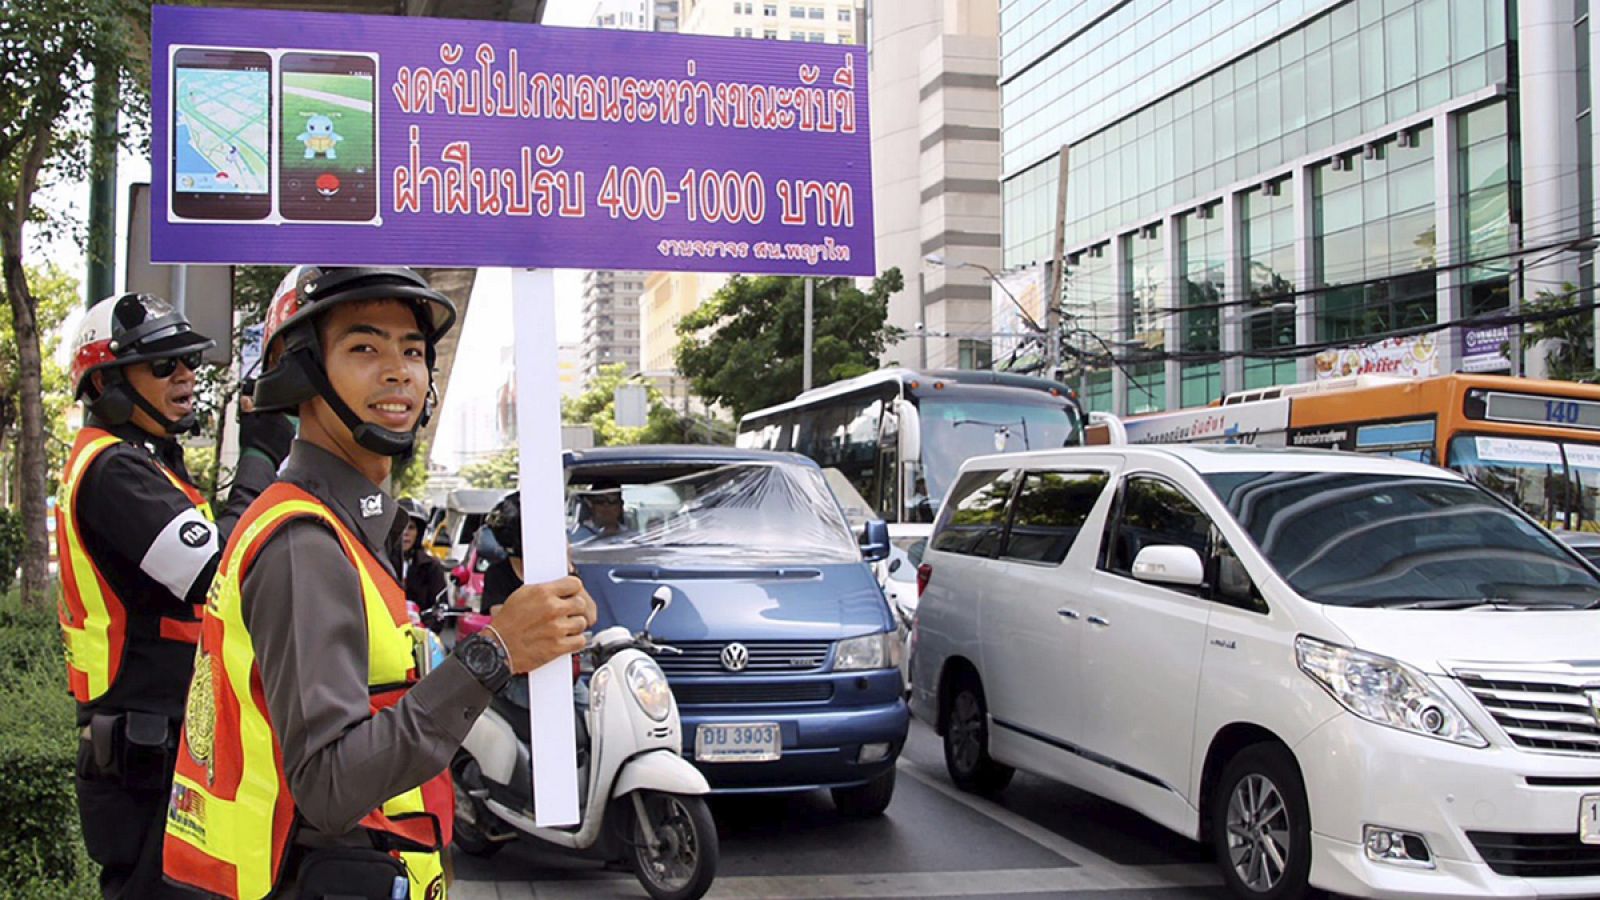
[
  {"left": 163, "top": 267, "right": 596, "bottom": 899},
  {"left": 58, "top": 292, "right": 293, "bottom": 899}
]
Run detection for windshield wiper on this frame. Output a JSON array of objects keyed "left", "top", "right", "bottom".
[{"left": 1357, "top": 597, "right": 1592, "bottom": 611}]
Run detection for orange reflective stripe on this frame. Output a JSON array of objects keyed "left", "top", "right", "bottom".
[
  {"left": 166, "top": 484, "right": 453, "bottom": 899},
  {"left": 55, "top": 428, "right": 213, "bottom": 702},
  {"left": 57, "top": 431, "right": 128, "bottom": 701}
]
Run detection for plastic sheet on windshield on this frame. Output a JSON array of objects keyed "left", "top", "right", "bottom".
[{"left": 568, "top": 463, "right": 860, "bottom": 563}]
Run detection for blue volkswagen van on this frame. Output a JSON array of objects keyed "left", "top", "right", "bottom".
[{"left": 565, "top": 446, "right": 908, "bottom": 815}]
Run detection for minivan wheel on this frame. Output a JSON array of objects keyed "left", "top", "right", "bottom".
[
  {"left": 942, "top": 677, "right": 1014, "bottom": 794},
  {"left": 1210, "top": 744, "right": 1311, "bottom": 900}
]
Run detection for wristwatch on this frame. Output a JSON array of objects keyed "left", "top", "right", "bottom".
[{"left": 455, "top": 633, "right": 512, "bottom": 693}]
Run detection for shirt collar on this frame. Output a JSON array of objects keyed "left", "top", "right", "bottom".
[
  {"left": 89, "top": 415, "right": 188, "bottom": 477},
  {"left": 280, "top": 439, "right": 403, "bottom": 567}
]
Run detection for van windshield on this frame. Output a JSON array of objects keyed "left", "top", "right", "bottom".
[
  {"left": 567, "top": 462, "right": 860, "bottom": 564},
  {"left": 1204, "top": 471, "right": 1600, "bottom": 609}
]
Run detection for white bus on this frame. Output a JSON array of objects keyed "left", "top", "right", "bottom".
[{"left": 737, "top": 369, "right": 1087, "bottom": 524}]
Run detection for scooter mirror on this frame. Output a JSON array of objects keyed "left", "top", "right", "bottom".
[{"left": 651, "top": 586, "right": 673, "bottom": 612}]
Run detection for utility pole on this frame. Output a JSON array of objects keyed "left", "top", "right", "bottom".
[
  {"left": 1044, "top": 258, "right": 1062, "bottom": 381},
  {"left": 803, "top": 277, "right": 814, "bottom": 390}
]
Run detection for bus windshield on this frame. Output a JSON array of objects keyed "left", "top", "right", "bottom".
[
  {"left": 1447, "top": 435, "right": 1600, "bottom": 531},
  {"left": 917, "top": 395, "right": 1080, "bottom": 512}
]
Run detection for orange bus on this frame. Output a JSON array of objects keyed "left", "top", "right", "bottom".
[{"left": 1091, "top": 373, "right": 1600, "bottom": 530}]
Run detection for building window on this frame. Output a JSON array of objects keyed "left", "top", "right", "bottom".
[
  {"left": 1313, "top": 126, "right": 1437, "bottom": 346},
  {"left": 838, "top": 7, "right": 851, "bottom": 21},
  {"left": 1123, "top": 224, "right": 1166, "bottom": 414},
  {"left": 1458, "top": 100, "right": 1515, "bottom": 318},
  {"left": 1241, "top": 180, "right": 1298, "bottom": 389},
  {"left": 958, "top": 339, "right": 993, "bottom": 371},
  {"left": 837, "top": 31, "right": 852, "bottom": 42},
  {"left": 808, "top": 31, "right": 824, "bottom": 41},
  {"left": 808, "top": 6, "right": 823, "bottom": 18},
  {"left": 764, "top": 28, "right": 778, "bottom": 38},
  {"left": 790, "top": 5, "right": 804, "bottom": 16},
  {"left": 1179, "top": 204, "right": 1223, "bottom": 407},
  {"left": 764, "top": 3, "right": 777, "bottom": 15}
]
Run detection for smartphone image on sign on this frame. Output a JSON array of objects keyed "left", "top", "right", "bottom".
[
  {"left": 170, "top": 47, "right": 273, "bottom": 221},
  {"left": 278, "top": 51, "right": 379, "bottom": 223}
]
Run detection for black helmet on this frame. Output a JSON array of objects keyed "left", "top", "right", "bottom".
[
  {"left": 485, "top": 491, "right": 521, "bottom": 558},
  {"left": 253, "top": 266, "right": 457, "bottom": 457},
  {"left": 397, "top": 497, "right": 430, "bottom": 528},
  {"left": 71, "top": 293, "right": 215, "bottom": 433}
]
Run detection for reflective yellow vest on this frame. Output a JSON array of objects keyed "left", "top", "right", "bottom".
[
  {"left": 56, "top": 427, "right": 211, "bottom": 703},
  {"left": 164, "top": 482, "right": 452, "bottom": 899}
]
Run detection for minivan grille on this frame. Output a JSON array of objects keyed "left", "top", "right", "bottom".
[
  {"left": 1456, "top": 667, "right": 1600, "bottom": 756},
  {"left": 671, "top": 682, "right": 833, "bottom": 706},
  {"left": 1467, "top": 831, "right": 1600, "bottom": 878},
  {"left": 656, "top": 641, "right": 832, "bottom": 677}
]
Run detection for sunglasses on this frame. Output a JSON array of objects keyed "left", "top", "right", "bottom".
[
  {"left": 591, "top": 495, "right": 623, "bottom": 506},
  {"left": 149, "top": 352, "right": 203, "bottom": 379}
]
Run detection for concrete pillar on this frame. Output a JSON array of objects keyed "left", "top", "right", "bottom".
[
  {"left": 1519, "top": 0, "right": 1581, "bottom": 293},
  {"left": 1110, "top": 235, "right": 1129, "bottom": 416},
  {"left": 1293, "top": 165, "right": 1317, "bottom": 383},
  {"left": 1222, "top": 190, "right": 1245, "bottom": 394},
  {"left": 1433, "top": 111, "right": 1463, "bottom": 374},
  {"left": 1164, "top": 213, "right": 1182, "bottom": 411}
]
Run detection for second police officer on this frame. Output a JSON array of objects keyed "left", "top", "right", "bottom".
[{"left": 59, "top": 292, "right": 294, "bottom": 899}]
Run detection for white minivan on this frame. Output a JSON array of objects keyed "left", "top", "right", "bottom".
[{"left": 909, "top": 445, "right": 1600, "bottom": 900}]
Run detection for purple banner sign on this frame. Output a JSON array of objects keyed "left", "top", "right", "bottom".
[{"left": 151, "top": 6, "right": 873, "bottom": 275}]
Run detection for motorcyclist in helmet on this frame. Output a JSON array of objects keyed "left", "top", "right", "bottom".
[
  {"left": 59, "top": 292, "right": 293, "bottom": 899},
  {"left": 394, "top": 497, "right": 448, "bottom": 612}
]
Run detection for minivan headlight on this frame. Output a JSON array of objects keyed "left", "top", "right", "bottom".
[
  {"left": 625, "top": 659, "right": 673, "bottom": 722},
  {"left": 1295, "top": 636, "right": 1487, "bottom": 748},
  {"left": 835, "top": 631, "right": 903, "bottom": 671}
]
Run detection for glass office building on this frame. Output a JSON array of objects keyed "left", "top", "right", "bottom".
[{"left": 1001, "top": 0, "right": 1585, "bottom": 413}]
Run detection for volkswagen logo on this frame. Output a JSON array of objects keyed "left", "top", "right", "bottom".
[{"left": 721, "top": 642, "right": 750, "bottom": 672}]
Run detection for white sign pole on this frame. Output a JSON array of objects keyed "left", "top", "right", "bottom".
[{"left": 510, "top": 267, "right": 581, "bottom": 827}]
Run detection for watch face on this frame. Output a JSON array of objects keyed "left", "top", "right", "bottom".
[{"left": 463, "top": 636, "right": 500, "bottom": 676}]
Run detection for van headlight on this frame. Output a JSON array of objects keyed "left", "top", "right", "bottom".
[
  {"left": 835, "top": 631, "right": 903, "bottom": 671},
  {"left": 1295, "top": 637, "right": 1487, "bottom": 748},
  {"left": 625, "top": 659, "right": 673, "bottom": 722}
]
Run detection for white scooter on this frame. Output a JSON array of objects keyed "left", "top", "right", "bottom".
[{"left": 451, "top": 588, "right": 719, "bottom": 900}]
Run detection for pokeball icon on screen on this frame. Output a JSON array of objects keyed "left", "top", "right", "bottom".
[{"left": 316, "top": 173, "right": 340, "bottom": 197}]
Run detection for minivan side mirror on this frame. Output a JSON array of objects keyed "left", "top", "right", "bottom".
[
  {"left": 1131, "top": 545, "right": 1205, "bottom": 588},
  {"left": 860, "top": 520, "right": 891, "bottom": 562}
]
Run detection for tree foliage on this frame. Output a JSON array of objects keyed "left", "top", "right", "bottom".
[
  {"left": 460, "top": 446, "right": 518, "bottom": 489},
  {"left": 1, "top": 264, "right": 77, "bottom": 496},
  {"left": 673, "top": 270, "right": 905, "bottom": 418},
  {"left": 561, "top": 363, "right": 695, "bottom": 446},
  {"left": 1520, "top": 286, "right": 1598, "bottom": 383},
  {"left": 391, "top": 440, "right": 432, "bottom": 499},
  {"left": 2, "top": 0, "right": 155, "bottom": 607}
]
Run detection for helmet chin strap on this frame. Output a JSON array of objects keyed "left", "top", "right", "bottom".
[
  {"left": 296, "top": 347, "right": 420, "bottom": 458},
  {"left": 101, "top": 374, "right": 197, "bottom": 435}
]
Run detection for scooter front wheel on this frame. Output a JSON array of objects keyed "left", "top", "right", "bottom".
[{"left": 626, "top": 791, "right": 719, "bottom": 900}]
